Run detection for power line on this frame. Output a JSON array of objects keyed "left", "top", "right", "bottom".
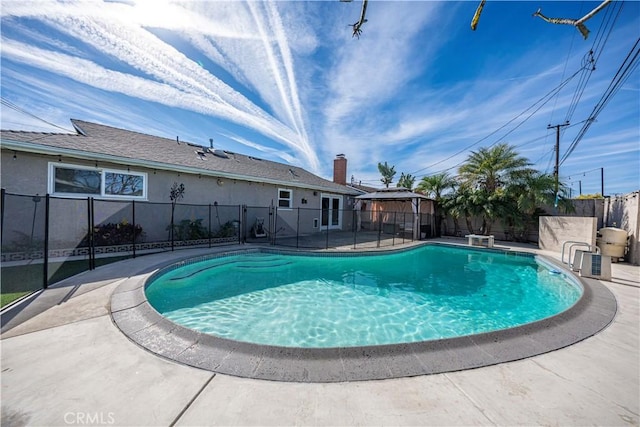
[
  {"left": 541, "top": 118, "right": 589, "bottom": 173},
  {"left": 566, "top": 167, "right": 604, "bottom": 180},
  {"left": 560, "top": 36, "right": 640, "bottom": 165},
  {"left": 563, "top": 1, "right": 623, "bottom": 125},
  {"left": 416, "top": 119, "right": 589, "bottom": 181},
  {"left": 539, "top": 1, "right": 624, "bottom": 175},
  {"left": 0, "top": 97, "right": 72, "bottom": 133},
  {"left": 409, "top": 66, "right": 585, "bottom": 178}
]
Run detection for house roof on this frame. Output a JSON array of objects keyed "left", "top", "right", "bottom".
[
  {"left": 355, "top": 187, "right": 433, "bottom": 201},
  {"left": 1, "top": 119, "right": 358, "bottom": 195},
  {"left": 346, "top": 182, "right": 378, "bottom": 194}
]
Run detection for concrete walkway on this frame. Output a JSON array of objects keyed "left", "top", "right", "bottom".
[{"left": 1, "top": 242, "right": 639, "bottom": 426}]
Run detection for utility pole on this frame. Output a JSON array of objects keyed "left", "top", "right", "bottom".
[{"left": 548, "top": 121, "right": 570, "bottom": 205}]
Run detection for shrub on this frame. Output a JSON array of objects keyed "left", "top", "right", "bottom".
[
  {"left": 86, "top": 220, "right": 144, "bottom": 246},
  {"left": 169, "top": 219, "right": 210, "bottom": 241},
  {"left": 1, "top": 231, "right": 44, "bottom": 253},
  {"left": 214, "top": 221, "right": 237, "bottom": 238}
]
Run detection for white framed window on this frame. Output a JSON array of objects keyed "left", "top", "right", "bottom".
[
  {"left": 277, "top": 188, "right": 292, "bottom": 209},
  {"left": 49, "top": 162, "right": 147, "bottom": 199}
]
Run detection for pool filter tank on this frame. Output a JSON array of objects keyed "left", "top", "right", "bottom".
[{"left": 596, "top": 227, "right": 628, "bottom": 263}]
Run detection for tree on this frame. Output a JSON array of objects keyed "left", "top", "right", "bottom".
[
  {"left": 458, "top": 143, "right": 532, "bottom": 234},
  {"left": 576, "top": 193, "right": 603, "bottom": 199},
  {"left": 416, "top": 172, "right": 456, "bottom": 236},
  {"left": 441, "top": 192, "right": 461, "bottom": 236},
  {"left": 169, "top": 182, "right": 185, "bottom": 245},
  {"left": 449, "top": 182, "right": 483, "bottom": 235},
  {"left": 377, "top": 162, "right": 396, "bottom": 188},
  {"left": 397, "top": 172, "right": 416, "bottom": 190},
  {"left": 416, "top": 173, "right": 456, "bottom": 199},
  {"left": 502, "top": 171, "right": 573, "bottom": 241},
  {"left": 459, "top": 143, "right": 531, "bottom": 193}
]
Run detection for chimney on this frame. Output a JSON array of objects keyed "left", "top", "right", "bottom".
[{"left": 333, "top": 154, "right": 347, "bottom": 185}]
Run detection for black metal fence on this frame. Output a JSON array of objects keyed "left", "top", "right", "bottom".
[{"left": 1, "top": 190, "right": 433, "bottom": 305}]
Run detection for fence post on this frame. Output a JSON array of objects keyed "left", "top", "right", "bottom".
[
  {"left": 208, "top": 204, "right": 212, "bottom": 248},
  {"left": 86, "top": 197, "right": 91, "bottom": 270},
  {"left": 0, "top": 188, "right": 5, "bottom": 248},
  {"left": 170, "top": 206, "right": 175, "bottom": 252},
  {"left": 296, "top": 207, "right": 300, "bottom": 249},
  {"left": 238, "top": 205, "right": 242, "bottom": 245},
  {"left": 242, "top": 205, "right": 247, "bottom": 244},
  {"left": 90, "top": 197, "right": 96, "bottom": 270},
  {"left": 377, "top": 217, "right": 382, "bottom": 248},
  {"left": 392, "top": 211, "right": 397, "bottom": 246},
  {"left": 353, "top": 208, "right": 357, "bottom": 250},
  {"left": 43, "top": 194, "right": 50, "bottom": 289},
  {"left": 325, "top": 218, "right": 329, "bottom": 250},
  {"left": 272, "top": 206, "right": 277, "bottom": 246},
  {"left": 132, "top": 200, "right": 136, "bottom": 258}
]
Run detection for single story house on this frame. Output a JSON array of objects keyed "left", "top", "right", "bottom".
[{"left": 1, "top": 119, "right": 360, "bottom": 246}]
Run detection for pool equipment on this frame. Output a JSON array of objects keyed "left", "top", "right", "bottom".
[{"left": 596, "top": 227, "right": 628, "bottom": 262}]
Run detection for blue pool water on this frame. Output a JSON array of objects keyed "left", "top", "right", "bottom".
[{"left": 145, "top": 245, "right": 582, "bottom": 348}]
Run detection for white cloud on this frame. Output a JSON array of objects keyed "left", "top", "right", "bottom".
[
  {"left": 1, "top": 0, "right": 320, "bottom": 172},
  {"left": 2, "top": 0, "right": 637, "bottom": 193},
  {"left": 223, "top": 132, "right": 300, "bottom": 166}
]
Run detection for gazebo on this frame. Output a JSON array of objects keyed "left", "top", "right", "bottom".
[{"left": 354, "top": 187, "right": 435, "bottom": 240}]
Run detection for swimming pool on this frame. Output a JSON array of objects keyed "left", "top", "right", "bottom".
[{"left": 145, "top": 245, "right": 582, "bottom": 348}]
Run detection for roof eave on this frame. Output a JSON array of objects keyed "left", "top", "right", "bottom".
[{"left": 355, "top": 193, "right": 433, "bottom": 201}]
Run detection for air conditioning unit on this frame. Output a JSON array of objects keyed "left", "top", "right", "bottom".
[{"left": 579, "top": 253, "right": 612, "bottom": 281}]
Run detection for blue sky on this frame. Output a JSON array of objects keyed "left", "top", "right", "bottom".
[{"left": 1, "top": 1, "right": 638, "bottom": 196}]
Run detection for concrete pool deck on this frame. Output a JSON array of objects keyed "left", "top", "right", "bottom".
[{"left": 1, "top": 239, "right": 639, "bottom": 426}]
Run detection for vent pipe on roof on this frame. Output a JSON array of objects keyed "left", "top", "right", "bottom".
[
  {"left": 212, "top": 149, "right": 229, "bottom": 159},
  {"left": 209, "top": 138, "right": 213, "bottom": 149},
  {"left": 176, "top": 136, "right": 180, "bottom": 145}
]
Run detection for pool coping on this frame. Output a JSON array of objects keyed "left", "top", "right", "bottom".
[{"left": 110, "top": 244, "right": 617, "bottom": 383}]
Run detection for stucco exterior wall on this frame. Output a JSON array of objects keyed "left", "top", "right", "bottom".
[
  {"left": 1, "top": 150, "right": 348, "bottom": 248},
  {"left": 571, "top": 199, "right": 606, "bottom": 229},
  {"left": 440, "top": 215, "right": 539, "bottom": 242},
  {"left": 1, "top": 149, "right": 50, "bottom": 194},
  {"left": 1, "top": 149, "right": 332, "bottom": 207},
  {"left": 538, "top": 216, "right": 597, "bottom": 254}
]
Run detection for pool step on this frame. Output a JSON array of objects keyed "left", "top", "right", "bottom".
[
  {"left": 233, "top": 261, "right": 293, "bottom": 270},
  {"left": 170, "top": 257, "right": 292, "bottom": 279}
]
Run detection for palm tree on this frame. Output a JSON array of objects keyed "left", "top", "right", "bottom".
[
  {"left": 397, "top": 172, "right": 416, "bottom": 190},
  {"left": 459, "top": 143, "right": 531, "bottom": 193},
  {"left": 416, "top": 172, "right": 456, "bottom": 199},
  {"left": 416, "top": 172, "right": 456, "bottom": 236},
  {"left": 377, "top": 162, "right": 396, "bottom": 188},
  {"left": 502, "top": 171, "right": 573, "bottom": 240},
  {"left": 458, "top": 143, "right": 532, "bottom": 234},
  {"left": 450, "top": 182, "right": 483, "bottom": 235},
  {"left": 441, "top": 193, "right": 462, "bottom": 236}
]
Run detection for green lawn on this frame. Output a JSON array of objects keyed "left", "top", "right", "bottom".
[
  {"left": 1, "top": 256, "right": 129, "bottom": 308},
  {"left": 1, "top": 291, "right": 32, "bottom": 308}
]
